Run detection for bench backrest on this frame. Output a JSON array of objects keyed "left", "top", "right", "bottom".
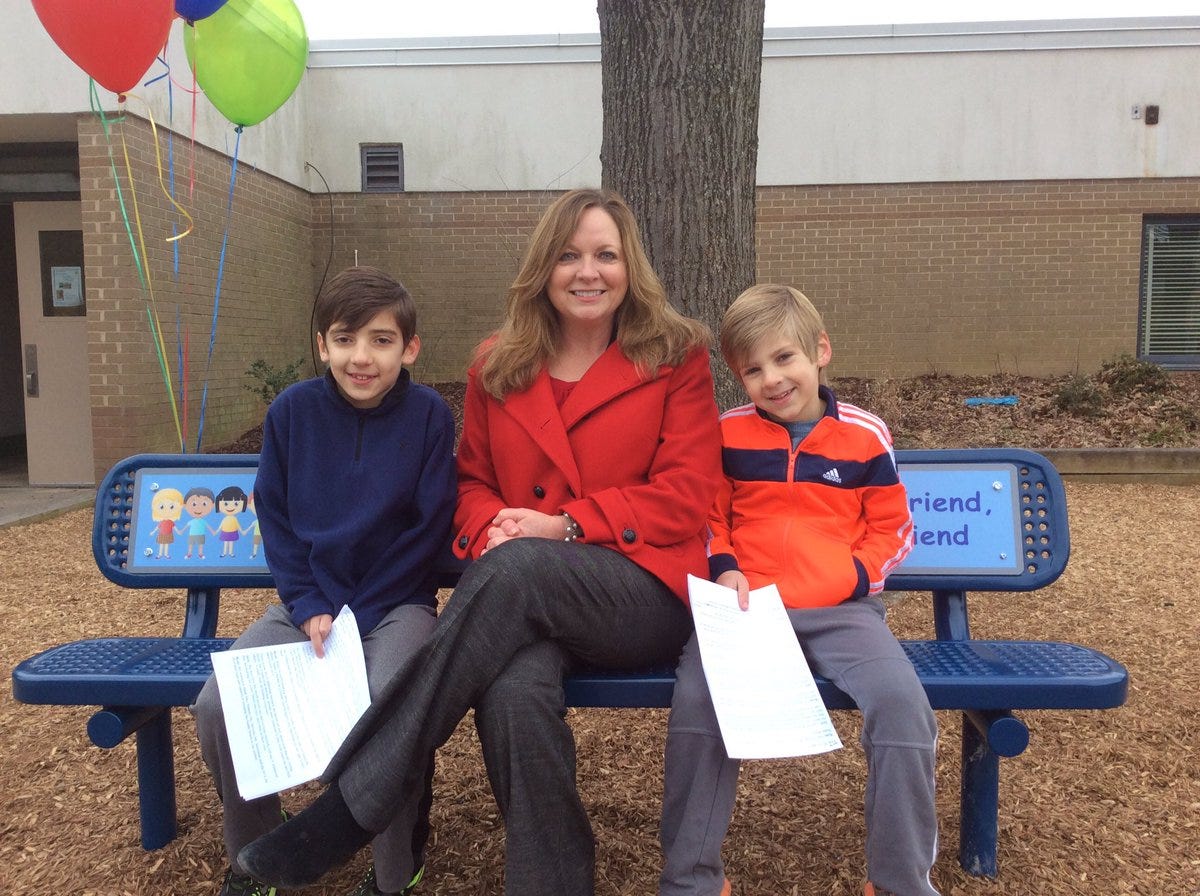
[
  {"left": 887, "top": 447, "right": 1068, "bottom": 593},
  {"left": 95, "top": 453, "right": 271, "bottom": 590},
  {"left": 94, "top": 448, "right": 1068, "bottom": 639}
]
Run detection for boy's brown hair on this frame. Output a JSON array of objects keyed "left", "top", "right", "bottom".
[
  {"left": 719, "top": 284, "right": 827, "bottom": 372},
  {"left": 314, "top": 265, "right": 417, "bottom": 343}
]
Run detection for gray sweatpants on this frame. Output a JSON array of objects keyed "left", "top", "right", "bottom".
[
  {"left": 193, "top": 601, "right": 437, "bottom": 892},
  {"left": 659, "top": 596, "right": 940, "bottom": 896}
]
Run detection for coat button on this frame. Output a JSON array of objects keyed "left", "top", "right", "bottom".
[
  {"left": 458, "top": 535, "right": 469, "bottom": 549},
  {"left": 622, "top": 528, "right": 636, "bottom": 544},
  {"left": 533, "top": 485, "right": 545, "bottom": 498}
]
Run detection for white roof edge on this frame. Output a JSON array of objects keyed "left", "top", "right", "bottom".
[{"left": 307, "top": 17, "right": 1200, "bottom": 67}]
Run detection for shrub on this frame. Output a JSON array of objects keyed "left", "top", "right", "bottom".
[
  {"left": 244, "top": 358, "right": 306, "bottom": 405},
  {"left": 1096, "top": 354, "right": 1171, "bottom": 397},
  {"left": 1053, "top": 374, "right": 1105, "bottom": 418}
]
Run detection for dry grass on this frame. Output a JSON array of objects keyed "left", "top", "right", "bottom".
[{"left": 3, "top": 484, "right": 1199, "bottom": 895}]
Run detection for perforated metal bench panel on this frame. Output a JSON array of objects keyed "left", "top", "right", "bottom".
[
  {"left": 16, "top": 635, "right": 1128, "bottom": 714},
  {"left": 13, "top": 637, "right": 235, "bottom": 706},
  {"left": 562, "top": 639, "right": 1128, "bottom": 710}
]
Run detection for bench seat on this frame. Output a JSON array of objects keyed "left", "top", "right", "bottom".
[
  {"left": 11, "top": 448, "right": 1129, "bottom": 877},
  {"left": 15, "top": 634, "right": 1128, "bottom": 714},
  {"left": 564, "top": 638, "right": 1128, "bottom": 711}
]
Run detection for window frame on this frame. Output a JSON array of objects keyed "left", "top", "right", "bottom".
[{"left": 1138, "top": 214, "right": 1200, "bottom": 369}]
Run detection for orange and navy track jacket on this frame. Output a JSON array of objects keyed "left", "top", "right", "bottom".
[{"left": 707, "top": 385, "right": 913, "bottom": 609}]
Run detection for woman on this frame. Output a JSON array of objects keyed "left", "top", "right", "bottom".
[{"left": 239, "top": 188, "right": 722, "bottom": 895}]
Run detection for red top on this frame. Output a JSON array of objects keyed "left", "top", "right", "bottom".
[{"left": 454, "top": 343, "right": 722, "bottom": 601}]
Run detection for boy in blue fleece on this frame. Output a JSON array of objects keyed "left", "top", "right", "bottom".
[{"left": 193, "top": 266, "right": 456, "bottom": 896}]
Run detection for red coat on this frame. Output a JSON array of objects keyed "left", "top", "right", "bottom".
[{"left": 453, "top": 343, "right": 722, "bottom": 602}]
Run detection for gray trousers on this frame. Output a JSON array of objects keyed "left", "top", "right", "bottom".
[
  {"left": 659, "top": 596, "right": 940, "bottom": 896},
  {"left": 193, "top": 601, "right": 437, "bottom": 892},
  {"left": 330, "top": 538, "right": 694, "bottom": 896}
]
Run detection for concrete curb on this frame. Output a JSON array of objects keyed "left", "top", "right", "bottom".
[{"left": 1039, "top": 448, "right": 1200, "bottom": 484}]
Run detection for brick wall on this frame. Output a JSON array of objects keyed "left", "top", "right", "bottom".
[
  {"left": 323, "top": 179, "right": 1200, "bottom": 383},
  {"left": 311, "top": 190, "right": 559, "bottom": 382},
  {"left": 79, "top": 133, "right": 1200, "bottom": 472},
  {"left": 756, "top": 179, "right": 1200, "bottom": 378},
  {"left": 79, "top": 114, "right": 313, "bottom": 478}
]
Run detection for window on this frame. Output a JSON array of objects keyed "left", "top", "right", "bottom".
[
  {"left": 361, "top": 145, "right": 404, "bottom": 192},
  {"left": 1139, "top": 216, "right": 1200, "bottom": 368}
]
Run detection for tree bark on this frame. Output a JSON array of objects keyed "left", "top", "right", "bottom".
[{"left": 599, "top": 0, "right": 765, "bottom": 409}]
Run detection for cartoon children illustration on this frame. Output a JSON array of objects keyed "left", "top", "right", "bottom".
[
  {"left": 216, "top": 485, "right": 248, "bottom": 558},
  {"left": 243, "top": 491, "right": 262, "bottom": 559},
  {"left": 149, "top": 487, "right": 184, "bottom": 559},
  {"left": 182, "top": 487, "right": 217, "bottom": 560}
]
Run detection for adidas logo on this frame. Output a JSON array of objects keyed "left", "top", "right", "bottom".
[{"left": 822, "top": 468, "right": 843, "bottom": 484}]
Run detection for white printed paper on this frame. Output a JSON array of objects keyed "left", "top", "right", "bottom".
[
  {"left": 210, "top": 605, "right": 371, "bottom": 800},
  {"left": 687, "top": 574, "right": 842, "bottom": 759}
]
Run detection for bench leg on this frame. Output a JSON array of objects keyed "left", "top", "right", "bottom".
[
  {"left": 958, "top": 713, "right": 999, "bottom": 877},
  {"left": 135, "top": 709, "right": 178, "bottom": 850}
]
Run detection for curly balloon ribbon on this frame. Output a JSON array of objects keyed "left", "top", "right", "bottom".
[
  {"left": 144, "top": 56, "right": 182, "bottom": 279},
  {"left": 89, "top": 81, "right": 185, "bottom": 452},
  {"left": 118, "top": 91, "right": 194, "bottom": 245},
  {"left": 194, "top": 124, "right": 243, "bottom": 453},
  {"left": 147, "top": 47, "right": 199, "bottom": 450}
]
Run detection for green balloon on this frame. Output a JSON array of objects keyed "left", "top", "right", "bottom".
[{"left": 184, "top": 0, "right": 308, "bottom": 127}]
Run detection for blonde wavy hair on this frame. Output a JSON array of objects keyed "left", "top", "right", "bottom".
[
  {"left": 719, "top": 284, "right": 827, "bottom": 373},
  {"left": 477, "top": 188, "right": 711, "bottom": 399}
]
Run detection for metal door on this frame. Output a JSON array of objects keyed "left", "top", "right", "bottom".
[{"left": 13, "top": 201, "right": 94, "bottom": 486}]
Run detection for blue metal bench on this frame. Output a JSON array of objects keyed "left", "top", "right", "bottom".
[{"left": 12, "top": 449, "right": 1128, "bottom": 878}]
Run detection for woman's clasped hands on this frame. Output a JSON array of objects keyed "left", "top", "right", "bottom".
[{"left": 483, "top": 507, "right": 570, "bottom": 552}]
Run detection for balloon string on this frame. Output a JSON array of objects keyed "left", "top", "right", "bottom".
[
  {"left": 154, "top": 54, "right": 181, "bottom": 280},
  {"left": 152, "top": 66, "right": 203, "bottom": 97},
  {"left": 183, "top": 327, "right": 191, "bottom": 451},
  {"left": 146, "top": 306, "right": 185, "bottom": 452},
  {"left": 117, "top": 108, "right": 185, "bottom": 450},
  {"left": 150, "top": 45, "right": 201, "bottom": 451},
  {"left": 150, "top": 43, "right": 204, "bottom": 199},
  {"left": 195, "top": 125, "right": 243, "bottom": 453},
  {"left": 89, "top": 81, "right": 185, "bottom": 452},
  {"left": 177, "top": 308, "right": 188, "bottom": 454},
  {"left": 120, "top": 92, "right": 193, "bottom": 244},
  {"left": 122, "top": 89, "right": 193, "bottom": 448},
  {"left": 89, "top": 83, "right": 146, "bottom": 291},
  {"left": 189, "top": 63, "right": 198, "bottom": 201},
  {"left": 153, "top": 50, "right": 190, "bottom": 451}
]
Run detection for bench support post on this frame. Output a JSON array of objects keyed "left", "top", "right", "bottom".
[
  {"left": 135, "top": 709, "right": 178, "bottom": 850},
  {"left": 958, "top": 712, "right": 999, "bottom": 877},
  {"left": 183, "top": 586, "right": 222, "bottom": 639}
]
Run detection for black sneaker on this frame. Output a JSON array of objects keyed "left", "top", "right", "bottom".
[
  {"left": 345, "top": 863, "right": 425, "bottom": 896},
  {"left": 218, "top": 868, "right": 277, "bottom": 896}
]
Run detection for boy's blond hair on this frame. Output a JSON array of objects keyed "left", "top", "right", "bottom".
[{"left": 719, "top": 284, "right": 827, "bottom": 372}]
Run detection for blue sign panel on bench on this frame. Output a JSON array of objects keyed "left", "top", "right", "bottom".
[
  {"left": 896, "top": 463, "right": 1023, "bottom": 576},
  {"left": 126, "top": 467, "right": 268, "bottom": 575}
]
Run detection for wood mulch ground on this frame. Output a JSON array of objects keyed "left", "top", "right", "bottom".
[
  {"left": 4, "top": 368, "right": 1199, "bottom": 894},
  {"left": 3, "top": 481, "right": 1198, "bottom": 895}
]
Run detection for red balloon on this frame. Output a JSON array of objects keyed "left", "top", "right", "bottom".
[{"left": 31, "top": 0, "right": 175, "bottom": 95}]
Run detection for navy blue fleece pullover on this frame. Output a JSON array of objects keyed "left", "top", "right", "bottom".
[{"left": 254, "top": 369, "right": 456, "bottom": 636}]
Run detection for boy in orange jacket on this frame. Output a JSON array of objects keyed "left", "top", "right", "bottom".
[{"left": 658, "top": 285, "right": 939, "bottom": 896}]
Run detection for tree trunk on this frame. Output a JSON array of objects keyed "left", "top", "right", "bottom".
[{"left": 598, "top": 0, "right": 765, "bottom": 410}]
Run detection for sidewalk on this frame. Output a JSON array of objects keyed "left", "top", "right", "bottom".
[{"left": 0, "top": 484, "right": 93, "bottom": 528}]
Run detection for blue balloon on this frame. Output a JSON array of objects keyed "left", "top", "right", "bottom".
[{"left": 175, "top": 0, "right": 227, "bottom": 22}]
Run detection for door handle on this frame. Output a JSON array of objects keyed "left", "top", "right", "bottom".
[{"left": 24, "top": 344, "right": 38, "bottom": 397}]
